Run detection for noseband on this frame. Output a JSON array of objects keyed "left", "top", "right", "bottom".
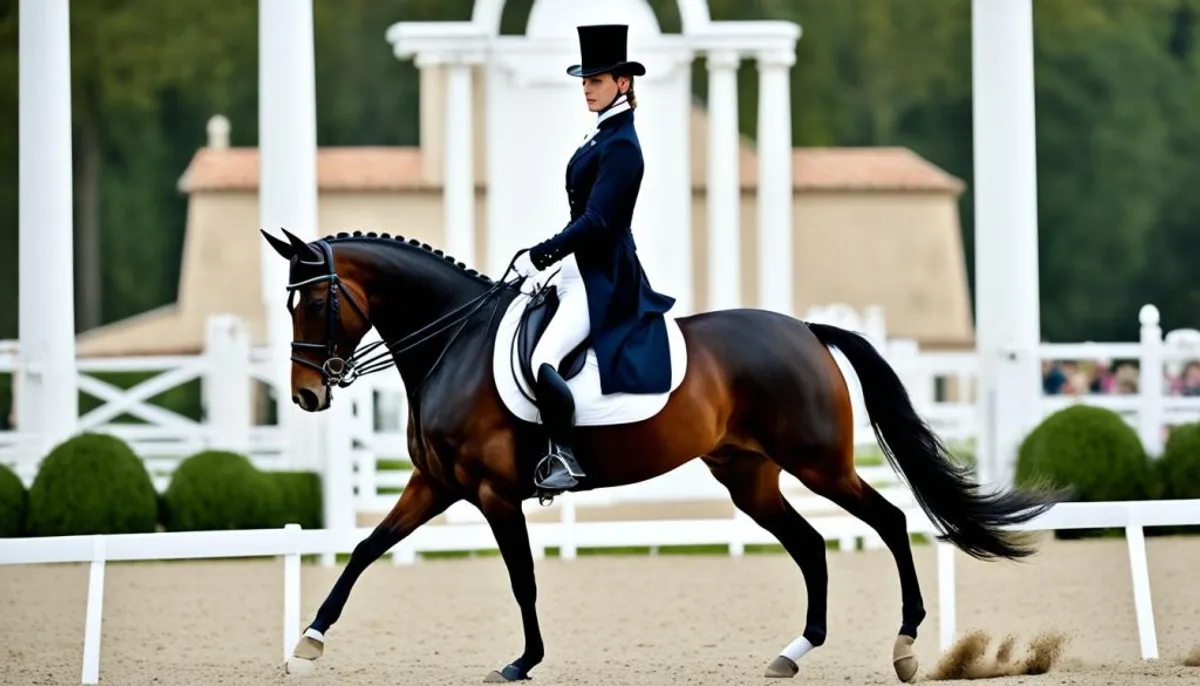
[{"left": 283, "top": 240, "right": 525, "bottom": 396}]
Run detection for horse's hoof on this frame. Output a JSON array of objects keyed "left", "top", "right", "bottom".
[
  {"left": 284, "top": 656, "right": 316, "bottom": 678},
  {"left": 764, "top": 655, "right": 799, "bottom": 678},
  {"left": 484, "top": 664, "right": 530, "bottom": 682},
  {"left": 892, "top": 635, "right": 918, "bottom": 682},
  {"left": 293, "top": 632, "right": 324, "bottom": 661}
]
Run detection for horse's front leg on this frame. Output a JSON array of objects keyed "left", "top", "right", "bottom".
[
  {"left": 286, "top": 468, "right": 457, "bottom": 674},
  {"left": 478, "top": 480, "right": 544, "bottom": 682}
]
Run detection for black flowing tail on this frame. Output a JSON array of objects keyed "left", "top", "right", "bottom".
[{"left": 807, "top": 322, "right": 1063, "bottom": 561}]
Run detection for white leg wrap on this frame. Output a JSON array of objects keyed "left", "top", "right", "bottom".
[
  {"left": 303, "top": 627, "right": 325, "bottom": 643},
  {"left": 780, "top": 636, "right": 815, "bottom": 662}
]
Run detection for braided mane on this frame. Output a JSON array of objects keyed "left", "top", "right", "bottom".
[{"left": 322, "top": 230, "right": 495, "bottom": 284}]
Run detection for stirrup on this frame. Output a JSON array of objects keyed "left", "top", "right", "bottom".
[{"left": 533, "top": 445, "right": 584, "bottom": 503}]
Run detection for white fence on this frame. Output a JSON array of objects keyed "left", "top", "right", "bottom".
[
  {"left": 1, "top": 305, "right": 1199, "bottom": 533},
  {"left": 2, "top": 498, "right": 1197, "bottom": 684}
]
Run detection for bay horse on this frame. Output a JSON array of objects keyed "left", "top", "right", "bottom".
[{"left": 261, "top": 228, "right": 1060, "bottom": 682}]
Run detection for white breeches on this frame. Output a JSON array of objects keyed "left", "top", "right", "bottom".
[{"left": 531, "top": 255, "right": 591, "bottom": 374}]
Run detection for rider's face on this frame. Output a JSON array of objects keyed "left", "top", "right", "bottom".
[{"left": 582, "top": 73, "right": 629, "bottom": 112}]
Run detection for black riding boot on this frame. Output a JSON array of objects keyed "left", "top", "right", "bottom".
[{"left": 532, "top": 362, "right": 586, "bottom": 492}]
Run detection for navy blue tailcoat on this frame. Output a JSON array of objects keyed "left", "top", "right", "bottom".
[{"left": 529, "top": 109, "right": 677, "bottom": 395}]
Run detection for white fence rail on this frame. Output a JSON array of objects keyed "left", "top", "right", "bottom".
[{"left": 2, "top": 498, "right": 1198, "bottom": 685}]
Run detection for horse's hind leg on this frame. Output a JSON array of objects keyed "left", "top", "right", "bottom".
[
  {"left": 796, "top": 459, "right": 925, "bottom": 683},
  {"left": 705, "top": 453, "right": 830, "bottom": 679}
]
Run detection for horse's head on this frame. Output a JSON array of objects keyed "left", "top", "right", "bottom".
[{"left": 261, "top": 228, "right": 373, "bottom": 412}]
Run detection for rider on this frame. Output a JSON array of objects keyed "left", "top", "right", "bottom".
[{"left": 512, "top": 24, "right": 677, "bottom": 493}]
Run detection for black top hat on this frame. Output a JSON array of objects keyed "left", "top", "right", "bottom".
[{"left": 566, "top": 24, "right": 646, "bottom": 78}]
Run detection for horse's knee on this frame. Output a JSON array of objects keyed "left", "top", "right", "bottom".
[{"left": 352, "top": 524, "right": 400, "bottom": 563}]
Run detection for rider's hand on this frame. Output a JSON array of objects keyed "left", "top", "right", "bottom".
[{"left": 513, "top": 251, "right": 540, "bottom": 280}]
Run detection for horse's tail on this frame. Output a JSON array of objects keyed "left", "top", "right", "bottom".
[{"left": 806, "top": 322, "right": 1062, "bottom": 561}]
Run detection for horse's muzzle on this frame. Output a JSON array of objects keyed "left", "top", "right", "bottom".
[{"left": 293, "top": 387, "right": 325, "bottom": 412}]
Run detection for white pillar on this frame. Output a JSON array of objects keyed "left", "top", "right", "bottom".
[
  {"left": 971, "top": 0, "right": 1041, "bottom": 487},
  {"left": 706, "top": 49, "right": 742, "bottom": 311},
  {"left": 259, "top": 0, "right": 324, "bottom": 471},
  {"left": 443, "top": 59, "right": 476, "bottom": 269},
  {"left": 18, "top": 0, "right": 78, "bottom": 454},
  {"left": 755, "top": 49, "right": 795, "bottom": 316}
]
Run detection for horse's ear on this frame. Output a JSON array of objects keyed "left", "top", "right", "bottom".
[
  {"left": 260, "top": 229, "right": 294, "bottom": 260},
  {"left": 281, "top": 227, "right": 323, "bottom": 263}
]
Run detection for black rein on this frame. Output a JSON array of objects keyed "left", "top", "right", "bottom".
[{"left": 285, "top": 241, "right": 525, "bottom": 398}]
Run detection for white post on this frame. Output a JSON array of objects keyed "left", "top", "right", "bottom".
[
  {"left": 283, "top": 523, "right": 302, "bottom": 663},
  {"left": 970, "top": 0, "right": 1041, "bottom": 487},
  {"left": 1124, "top": 521, "right": 1158, "bottom": 659},
  {"left": 18, "top": 0, "right": 79, "bottom": 456},
  {"left": 706, "top": 49, "right": 742, "bottom": 311},
  {"left": 754, "top": 49, "right": 795, "bottom": 316},
  {"left": 936, "top": 541, "right": 956, "bottom": 651},
  {"left": 444, "top": 58, "right": 476, "bottom": 270},
  {"left": 81, "top": 536, "right": 106, "bottom": 685},
  {"left": 259, "top": 0, "right": 324, "bottom": 471},
  {"left": 319, "top": 396, "right": 356, "bottom": 566},
  {"left": 203, "top": 315, "right": 252, "bottom": 454},
  {"left": 1138, "top": 305, "right": 1164, "bottom": 457}
]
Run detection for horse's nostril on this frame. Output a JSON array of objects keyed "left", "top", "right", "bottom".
[
  {"left": 297, "top": 388, "right": 320, "bottom": 411},
  {"left": 292, "top": 395, "right": 300, "bottom": 405}
]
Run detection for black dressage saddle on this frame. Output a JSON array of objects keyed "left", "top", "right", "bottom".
[{"left": 512, "top": 284, "right": 590, "bottom": 401}]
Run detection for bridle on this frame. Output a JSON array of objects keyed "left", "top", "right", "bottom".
[
  {"left": 285, "top": 240, "right": 523, "bottom": 397},
  {"left": 285, "top": 240, "right": 370, "bottom": 388}
]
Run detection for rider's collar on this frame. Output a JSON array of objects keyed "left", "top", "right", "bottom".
[{"left": 596, "top": 94, "right": 630, "bottom": 127}]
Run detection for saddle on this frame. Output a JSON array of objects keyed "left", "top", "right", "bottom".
[{"left": 512, "top": 284, "right": 589, "bottom": 401}]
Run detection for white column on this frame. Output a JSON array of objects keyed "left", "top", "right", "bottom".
[
  {"left": 259, "top": 0, "right": 324, "bottom": 470},
  {"left": 706, "top": 49, "right": 742, "bottom": 311},
  {"left": 443, "top": 58, "right": 476, "bottom": 269},
  {"left": 17, "top": 0, "right": 78, "bottom": 454},
  {"left": 755, "top": 49, "right": 796, "bottom": 315},
  {"left": 971, "top": 0, "right": 1041, "bottom": 487}
]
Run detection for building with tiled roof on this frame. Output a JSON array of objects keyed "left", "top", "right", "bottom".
[{"left": 75, "top": 81, "right": 973, "bottom": 357}]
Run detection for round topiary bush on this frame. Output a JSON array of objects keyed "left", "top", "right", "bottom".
[
  {"left": 1015, "top": 404, "right": 1153, "bottom": 503},
  {"left": 0, "top": 462, "right": 28, "bottom": 537},
  {"left": 26, "top": 433, "right": 159, "bottom": 537},
  {"left": 1156, "top": 422, "right": 1200, "bottom": 499},
  {"left": 268, "top": 471, "right": 323, "bottom": 530},
  {"left": 162, "top": 451, "right": 284, "bottom": 531}
]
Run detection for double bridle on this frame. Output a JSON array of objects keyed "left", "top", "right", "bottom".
[{"left": 285, "top": 240, "right": 522, "bottom": 397}]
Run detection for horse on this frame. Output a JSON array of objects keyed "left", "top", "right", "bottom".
[{"left": 260, "top": 227, "right": 1062, "bottom": 683}]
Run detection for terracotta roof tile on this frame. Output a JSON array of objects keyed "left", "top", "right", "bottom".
[
  {"left": 178, "top": 145, "right": 963, "bottom": 194},
  {"left": 790, "top": 147, "right": 964, "bottom": 192},
  {"left": 178, "top": 146, "right": 430, "bottom": 193}
]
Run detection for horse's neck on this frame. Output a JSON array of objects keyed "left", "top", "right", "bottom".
[{"left": 368, "top": 262, "right": 492, "bottom": 393}]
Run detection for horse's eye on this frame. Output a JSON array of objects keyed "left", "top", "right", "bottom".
[{"left": 307, "top": 298, "right": 325, "bottom": 312}]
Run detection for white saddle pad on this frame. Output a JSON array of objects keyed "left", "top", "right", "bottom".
[{"left": 492, "top": 285, "right": 688, "bottom": 427}]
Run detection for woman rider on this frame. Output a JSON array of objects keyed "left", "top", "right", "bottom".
[{"left": 512, "top": 24, "right": 677, "bottom": 494}]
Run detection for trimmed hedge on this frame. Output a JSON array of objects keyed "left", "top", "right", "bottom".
[
  {"left": 1016, "top": 405, "right": 1156, "bottom": 540},
  {"left": 1016, "top": 405, "right": 1154, "bottom": 503},
  {"left": 162, "top": 451, "right": 283, "bottom": 531},
  {"left": 26, "top": 433, "right": 159, "bottom": 537},
  {"left": 1156, "top": 422, "right": 1200, "bottom": 499},
  {"left": 0, "top": 462, "right": 27, "bottom": 537},
  {"left": 267, "top": 471, "right": 323, "bottom": 530}
]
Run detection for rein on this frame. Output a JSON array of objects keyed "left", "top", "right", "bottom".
[{"left": 286, "top": 241, "right": 525, "bottom": 397}]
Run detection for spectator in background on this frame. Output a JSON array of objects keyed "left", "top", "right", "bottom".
[
  {"left": 1090, "top": 358, "right": 1114, "bottom": 393},
  {"left": 1114, "top": 363, "right": 1139, "bottom": 394},
  {"left": 1043, "top": 359, "right": 1068, "bottom": 394},
  {"left": 1181, "top": 361, "right": 1200, "bottom": 396}
]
